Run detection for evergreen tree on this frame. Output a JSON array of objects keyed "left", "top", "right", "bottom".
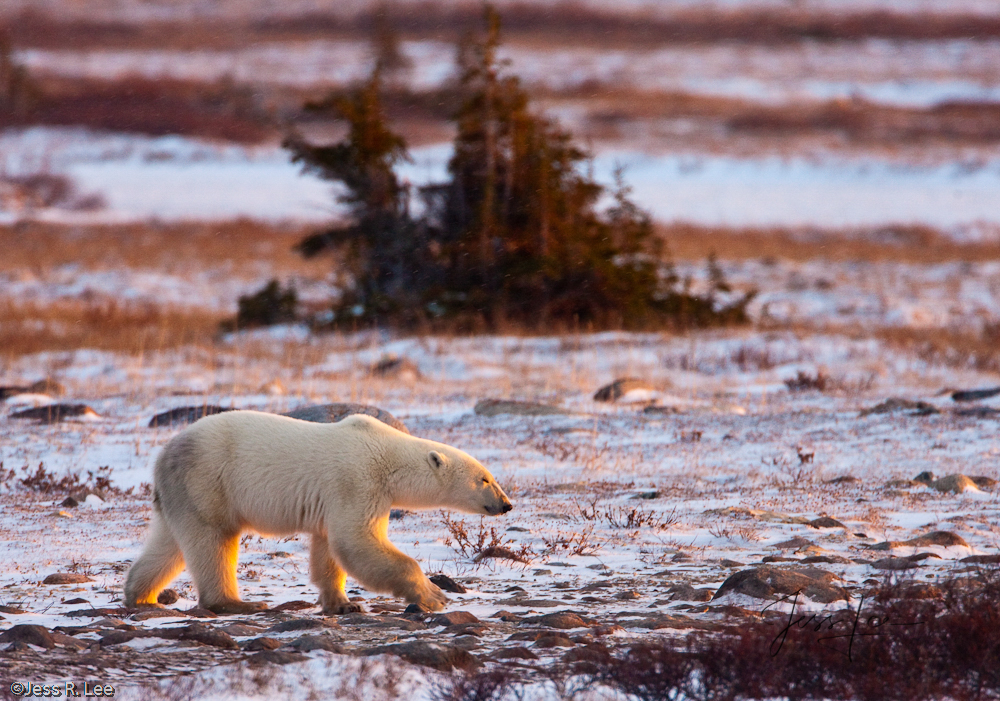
[{"left": 283, "top": 5, "right": 753, "bottom": 331}]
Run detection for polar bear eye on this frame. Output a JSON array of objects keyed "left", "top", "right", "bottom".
[{"left": 482, "top": 478, "right": 489, "bottom": 485}]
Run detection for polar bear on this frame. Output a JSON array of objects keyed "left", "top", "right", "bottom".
[{"left": 124, "top": 411, "right": 512, "bottom": 614}]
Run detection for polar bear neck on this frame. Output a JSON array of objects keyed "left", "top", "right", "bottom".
[{"left": 378, "top": 436, "right": 453, "bottom": 511}]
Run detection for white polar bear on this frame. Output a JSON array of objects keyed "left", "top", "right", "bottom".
[{"left": 124, "top": 411, "right": 512, "bottom": 614}]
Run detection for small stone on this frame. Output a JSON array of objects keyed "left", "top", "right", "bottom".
[
  {"left": 243, "top": 637, "right": 282, "bottom": 651},
  {"left": 808, "top": 517, "right": 846, "bottom": 529},
  {"left": 283, "top": 403, "right": 409, "bottom": 434},
  {"left": 10, "top": 404, "right": 100, "bottom": 423},
  {"left": 473, "top": 399, "right": 567, "bottom": 416},
  {"left": 272, "top": 600, "right": 314, "bottom": 612},
  {"left": 288, "top": 635, "right": 344, "bottom": 653},
  {"left": 961, "top": 554, "right": 1000, "bottom": 565},
  {"left": 43, "top": 573, "right": 93, "bottom": 585},
  {"left": 404, "top": 603, "right": 430, "bottom": 614},
  {"left": 60, "top": 496, "right": 79, "bottom": 508},
  {"left": 771, "top": 537, "right": 814, "bottom": 551},
  {"left": 370, "top": 355, "right": 421, "bottom": 380},
  {"left": 148, "top": 405, "right": 232, "bottom": 428},
  {"left": 971, "top": 476, "right": 998, "bottom": 491},
  {"left": 429, "top": 574, "right": 467, "bottom": 594},
  {"left": 250, "top": 650, "right": 301, "bottom": 665},
  {"left": 930, "top": 475, "right": 980, "bottom": 494},
  {"left": 859, "top": 398, "right": 939, "bottom": 417},
  {"left": 826, "top": 476, "right": 860, "bottom": 484},
  {"left": 533, "top": 634, "right": 573, "bottom": 648},
  {"left": 132, "top": 609, "right": 186, "bottom": 621},
  {"left": 266, "top": 619, "right": 324, "bottom": 633},
  {"left": 872, "top": 553, "right": 940, "bottom": 570},
  {"left": 523, "top": 612, "right": 591, "bottom": 629},
  {"left": 493, "top": 646, "right": 538, "bottom": 660},
  {"left": 430, "top": 611, "right": 480, "bottom": 627},
  {"left": 157, "top": 589, "right": 180, "bottom": 605},
  {"left": 0, "top": 624, "right": 56, "bottom": 649},
  {"left": 365, "top": 641, "right": 481, "bottom": 672},
  {"left": 594, "top": 378, "right": 654, "bottom": 402}
]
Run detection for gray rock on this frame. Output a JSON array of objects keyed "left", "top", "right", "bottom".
[
  {"left": 266, "top": 619, "right": 324, "bottom": 633},
  {"left": 11, "top": 404, "right": 99, "bottom": 423},
  {"left": 808, "top": 517, "right": 847, "bottom": 529},
  {"left": 522, "top": 612, "right": 592, "bottom": 629},
  {"left": 429, "top": 611, "right": 480, "bottom": 627},
  {"left": 250, "top": 650, "right": 301, "bottom": 665},
  {"left": 713, "top": 566, "right": 849, "bottom": 603},
  {"left": 148, "top": 405, "right": 231, "bottom": 428},
  {"left": 429, "top": 574, "right": 467, "bottom": 594},
  {"left": 0, "top": 624, "right": 56, "bottom": 649},
  {"left": 493, "top": 646, "right": 538, "bottom": 660},
  {"left": 929, "top": 474, "right": 979, "bottom": 494},
  {"left": 0, "top": 379, "right": 64, "bottom": 400},
  {"left": 365, "top": 641, "right": 481, "bottom": 672},
  {"left": 870, "top": 531, "right": 969, "bottom": 550},
  {"left": 242, "top": 637, "right": 281, "bottom": 651},
  {"left": 283, "top": 403, "right": 408, "bottom": 434},
  {"left": 971, "top": 476, "right": 998, "bottom": 491},
  {"left": 666, "top": 584, "right": 714, "bottom": 602},
  {"left": 860, "top": 398, "right": 939, "bottom": 417},
  {"left": 961, "top": 554, "right": 1000, "bottom": 565},
  {"left": 370, "top": 356, "right": 421, "bottom": 380},
  {"left": 871, "top": 553, "right": 941, "bottom": 570},
  {"left": 43, "top": 573, "right": 93, "bottom": 585},
  {"left": 951, "top": 386, "right": 1000, "bottom": 402},
  {"left": 288, "top": 635, "right": 344, "bottom": 653},
  {"left": 473, "top": 399, "right": 567, "bottom": 417},
  {"left": 157, "top": 589, "right": 180, "bottom": 605},
  {"left": 594, "top": 378, "right": 653, "bottom": 402}
]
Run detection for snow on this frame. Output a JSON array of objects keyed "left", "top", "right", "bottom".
[
  {"left": 20, "top": 38, "right": 1000, "bottom": 108},
  {"left": 8, "top": 128, "right": 1000, "bottom": 232}
]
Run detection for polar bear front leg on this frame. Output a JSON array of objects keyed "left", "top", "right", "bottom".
[
  {"left": 331, "top": 522, "right": 448, "bottom": 612},
  {"left": 177, "top": 525, "right": 267, "bottom": 614},
  {"left": 310, "top": 532, "right": 363, "bottom": 614}
]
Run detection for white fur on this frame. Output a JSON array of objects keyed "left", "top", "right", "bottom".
[{"left": 124, "top": 411, "right": 512, "bottom": 613}]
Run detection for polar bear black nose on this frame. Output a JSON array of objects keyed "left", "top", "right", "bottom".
[{"left": 501, "top": 502, "right": 512, "bottom": 514}]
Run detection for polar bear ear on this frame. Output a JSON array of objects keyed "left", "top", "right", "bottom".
[{"left": 428, "top": 451, "right": 448, "bottom": 470}]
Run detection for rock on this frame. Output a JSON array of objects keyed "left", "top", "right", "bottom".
[
  {"left": 632, "top": 490, "right": 661, "bottom": 500},
  {"left": 0, "top": 624, "right": 56, "bottom": 649},
  {"left": 713, "top": 566, "right": 849, "bottom": 603},
  {"left": 64, "top": 607, "right": 129, "bottom": 618},
  {"left": 523, "top": 612, "right": 591, "bottom": 629},
  {"left": 132, "top": 609, "right": 186, "bottom": 621},
  {"left": 872, "top": 553, "right": 940, "bottom": 570},
  {"left": 271, "top": 600, "right": 315, "bottom": 612},
  {"left": 60, "top": 496, "right": 79, "bottom": 508},
  {"left": 961, "top": 554, "right": 1000, "bottom": 565},
  {"left": 250, "top": 650, "right": 301, "bottom": 665},
  {"left": 404, "top": 603, "right": 430, "bottom": 614},
  {"left": 826, "top": 475, "right": 860, "bottom": 484},
  {"left": 217, "top": 623, "right": 267, "bottom": 636},
  {"left": 951, "top": 386, "right": 1000, "bottom": 402},
  {"left": 288, "top": 635, "right": 344, "bottom": 653},
  {"left": 871, "top": 531, "right": 969, "bottom": 550},
  {"left": 808, "top": 517, "right": 846, "bottom": 529},
  {"left": 99, "top": 630, "right": 149, "bottom": 647},
  {"left": 156, "top": 623, "right": 239, "bottom": 650},
  {"left": 243, "top": 637, "right": 281, "bottom": 651},
  {"left": 615, "top": 590, "right": 640, "bottom": 601},
  {"left": 771, "top": 536, "right": 814, "bottom": 551},
  {"left": 430, "top": 611, "right": 480, "bottom": 627},
  {"left": 11, "top": 404, "right": 100, "bottom": 423},
  {"left": 266, "top": 619, "right": 325, "bottom": 633},
  {"left": 365, "top": 641, "right": 481, "bottom": 672},
  {"left": 914, "top": 471, "right": 936, "bottom": 484},
  {"left": 930, "top": 474, "right": 979, "bottom": 494},
  {"left": 666, "top": 584, "right": 715, "bottom": 602},
  {"left": 43, "top": 573, "right": 93, "bottom": 585},
  {"left": 971, "top": 476, "right": 998, "bottom": 491},
  {"left": 0, "top": 605, "right": 26, "bottom": 614},
  {"left": 429, "top": 574, "right": 467, "bottom": 594},
  {"left": 282, "top": 403, "right": 408, "bottom": 434},
  {"left": 148, "top": 405, "right": 231, "bottom": 428},
  {"left": 493, "top": 646, "right": 538, "bottom": 660},
  {"left": 800, "top": 555, "right": 853, "bottom": 565},
  {"left": 370, "top": 355, "right": 421, "bottom": 380},
  {"left": 0, "top": 379, "right": 64, "bottom": 400},
  {"left": 473, "top": 399, "right": 567, "bottom": 417},
  {"left": 157, "top": 589, "right": 180, "bottom": 605},
  {"left": 859, "top": 398, "right": 939, "bottom": 417},
  {"left": 533, "top": 634, "right": 573, "bottom": 648},
  {"left": 593, "top": 378, "right": 654, "bottom": 402},
  {"left": 954, "top": 407, "right": 1000, "bottom": 418}
]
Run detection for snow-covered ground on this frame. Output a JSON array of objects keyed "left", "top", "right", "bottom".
[
  {"left": 3, "top": 0, "right": 999, "bottom": 24},
  {"left": 20, "top": 38, "right": 1000, "bottom": 107},
  {"left": 2, "top": 325, "right": 999, "bottom": 696},
  {"left": 6, "top": 128, "right": 1000, "bottom": 232}
]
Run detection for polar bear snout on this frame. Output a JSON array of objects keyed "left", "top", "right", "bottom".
[{"left": 485, "top": 496, "right": 513, "bottom": 515}]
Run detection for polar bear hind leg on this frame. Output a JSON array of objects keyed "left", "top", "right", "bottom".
[
  {"left": 310, "top": 533, "right": 363, "bottom": 614},
  {"left": 173, "top": 523, "right": 267, "bottom": 614},
  {"left": 123, "top": 514, "right": 185, "bottom": 608}
]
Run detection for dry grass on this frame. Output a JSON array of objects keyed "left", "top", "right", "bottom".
[
  {"left": 0, "top": 220, "right": 324, "bottom": 275},
  {"left": 10, "top": 5, "right": 1000, "bottom": 51},
  {"left": 657, "top": 223, "right": 1000, "bottom": 264},
  {"left": 0, "top": 297, "right": 222, "bottom": 358}
]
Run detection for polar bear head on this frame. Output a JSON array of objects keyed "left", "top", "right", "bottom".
[{"left": 425, "top": 446, "right": 513, "bottom": 516}]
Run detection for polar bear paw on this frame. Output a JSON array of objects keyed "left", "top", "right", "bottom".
[
  {"left": 324, "top": 601, "right": 365, "bottom": 615},
  {"left": 410, "top": 581, "right": 448, "bottom": 612}
]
